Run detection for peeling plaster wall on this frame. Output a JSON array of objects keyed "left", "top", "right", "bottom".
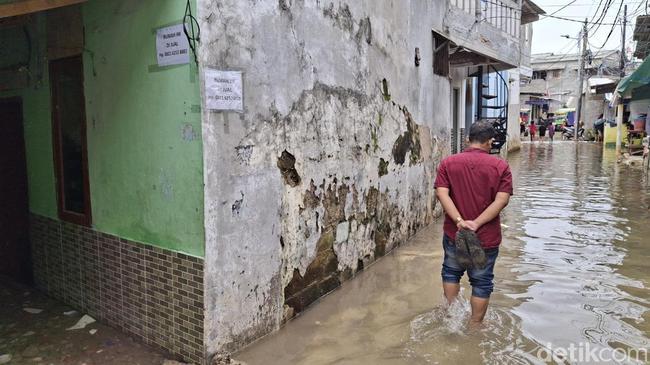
[{"left": 199, "top": 0, "right": 451, "bottom": 355}]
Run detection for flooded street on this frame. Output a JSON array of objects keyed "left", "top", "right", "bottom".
[{"left": 237, "top": 142, "right": 650, "bottom": 365}]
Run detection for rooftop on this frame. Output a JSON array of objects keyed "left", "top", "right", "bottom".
[{"left": 531, "top": 50, "right": 620, "bottom": 65}]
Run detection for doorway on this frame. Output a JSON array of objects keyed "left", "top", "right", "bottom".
[
  {"left": 0, "top": 97, "right": 32, "bottom": 283},
  {"left": 452, "top": 88, "right": 461, "bottom": 153}
]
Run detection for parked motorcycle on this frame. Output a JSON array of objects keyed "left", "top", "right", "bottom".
[{"left": 563, "top": 126, "right": 585, "bottom": 140}]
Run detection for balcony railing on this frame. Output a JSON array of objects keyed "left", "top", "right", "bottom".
[{"left": 449, "top": 0, "right": 521, "bottom": 38}]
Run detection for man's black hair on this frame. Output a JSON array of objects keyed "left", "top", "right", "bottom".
[{"left": 468, "top": 121, "right": 496, "bottom": 144}]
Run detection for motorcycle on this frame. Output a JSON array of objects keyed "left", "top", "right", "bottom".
[{"left": 563, "top": 126, "right": 585, "bottom": 140}]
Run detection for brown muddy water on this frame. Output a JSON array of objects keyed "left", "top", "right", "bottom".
[{"left": 236, "top": 142, "right": 650, "bottom": 365}]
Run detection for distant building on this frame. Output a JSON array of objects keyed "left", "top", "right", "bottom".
[{"left": 521, "top": 50, "right": 620, "bottom": 127}]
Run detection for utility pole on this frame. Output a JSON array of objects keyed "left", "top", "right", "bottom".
[
  {"left": 620, "top": 4, "right": 627, "bottom": 77},
  {"left": 575, "top": 19, "right": 588, "bottom": 141},
  {"left": 616, "top": 5, "right": 627, "bottom": 156}
]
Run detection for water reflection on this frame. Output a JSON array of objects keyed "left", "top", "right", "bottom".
[
  {"left": 237, "top": 142, "right": 650, "bottom": 365},
  {"left": 505, "top": 143, "right": 649, "bottom": 364}
]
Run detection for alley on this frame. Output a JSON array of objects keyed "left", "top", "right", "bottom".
[
  {"left": 236, "top": 142, "right": 650, "bottom": 365},
  {"left": 0, "top": 279, "right": 165, "bottom": 364}
]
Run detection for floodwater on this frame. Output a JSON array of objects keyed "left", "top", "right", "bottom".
[{"left": 237, "top": 142, "right": 650, "bottom": 365}]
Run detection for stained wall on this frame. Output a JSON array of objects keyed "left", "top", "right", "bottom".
[{"left": 198, "top": 0, "right": 452, "bottom": 355}]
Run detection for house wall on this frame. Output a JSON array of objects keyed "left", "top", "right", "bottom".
[
  {"left": 450, "top": 67, "right": 468, "bottom": 152},
  {"left": 508, "top": 72, "right": 522, "bottom": 151},
  {"left": 198, "top": 0, "right": 457, "bottom": 356},
  {"left": 0, "top": 0, "right": 205, "bottom": 257},
  {"left": 0, "top": 1, "right": 205, "bottom": 363},
  {"left": 629, "top": 99, "right": 650, "bottom": 129},
  {"left": 583, "top": 94, "right": 608, "bottom": 129},
  {"left": 509, "top": 22, "right": 535, "bottom": 151},
  {"left": 82, "top": 0, "right": 204, "bottom": 257}
]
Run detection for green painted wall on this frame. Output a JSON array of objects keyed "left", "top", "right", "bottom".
[
  {"left": 82, "top": 0, "right": 204, "bottom": 257},
  {"left": 1, "top": 0, "right": 204, "bottom": 257}
]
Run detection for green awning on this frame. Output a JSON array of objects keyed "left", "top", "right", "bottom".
[{"left": 616, "top": 56, "right": 650, "bottom": 96}]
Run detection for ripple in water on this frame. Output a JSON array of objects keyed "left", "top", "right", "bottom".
[{"left": 404, "top": 291, "right": 539, "bottom": 364}]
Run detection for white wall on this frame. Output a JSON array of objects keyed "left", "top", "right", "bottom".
[{"left": 198, "top": 0, "right": 452, "bottom": 356}]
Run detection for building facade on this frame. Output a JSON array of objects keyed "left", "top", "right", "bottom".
[
  {"left": 521, "top": 49, "right": 620, "bottom": 127},
  {"left": 0, "top": 0, "right": 540, "bottom": 363}
]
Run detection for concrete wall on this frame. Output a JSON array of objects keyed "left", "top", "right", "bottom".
[
  {"left": 629, "top": 99, "right": 650, "bottom": 129},
  {"left": 444, "top": 3, "right": 520, "bottom": 67},
  {"left": 198, "top": 0, "right": 452, "bottom": 355},
  {"left": 507, "top": 72, "right": 522, "bottom": 151},
  {"left": 0, "top": 0, "right": 205, "bottom": 257},
  {"left": 450, "top": 67, "right": 469, "bottom": 152},
  {"left": 520, "top": 23, "right": 533, "bottom": 70},
  {"left": 583, "top": 94, "right": 608, "bottom": 129}
]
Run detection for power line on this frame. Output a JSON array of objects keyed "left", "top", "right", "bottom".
[
  {"left": 588, "top": 0, "right": 614, "bottom": 34},
  {"left": 591, "top": 18, "right": 620, "bottom": 50},
  {"left": 542, "top": 13, "right": 629, "bottom": 25},
  {"left": 547, "top": 0, "right": 577, "bottom": 16},
  {"left": 480, "top": 0, "right": 642, "bottom": 26},
  {"left": 542, "top": 2, "right": 643, "bottom": 7},
  {"left": 592, "top": 0, "right": 624, "bottom": 42}
]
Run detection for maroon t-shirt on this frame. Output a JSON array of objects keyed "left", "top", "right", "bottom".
[{"left": 434, "top": 147, "right": 513, "bottom": 248}]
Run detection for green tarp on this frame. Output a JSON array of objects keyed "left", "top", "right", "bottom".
[{"left": 616, "top": 56, "right": 650, "bottom": 96}]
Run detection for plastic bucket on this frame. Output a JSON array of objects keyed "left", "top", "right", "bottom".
[{"left": 633, "top": 119, "right": 646, "bottom": 131}]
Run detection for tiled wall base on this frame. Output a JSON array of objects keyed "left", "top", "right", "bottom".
[{"left": 29, "top": 214, "right": 204, "bottom": 364}]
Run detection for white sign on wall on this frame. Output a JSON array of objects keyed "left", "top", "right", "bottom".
[
  {"left": 156, "top": 23, "right": 190, "bottom": 66},
  {"left": 204, "top": 69, "right": 244, "bottom": 112}
]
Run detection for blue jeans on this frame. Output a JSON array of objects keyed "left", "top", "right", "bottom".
[{"left": 441, "top": 235, "right": 499, "bottom": 298}]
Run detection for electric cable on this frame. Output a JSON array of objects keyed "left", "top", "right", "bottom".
[
  {"left": 183, "top": 0, "right": 200, "bottom": 65},
  {"left": 591, "top": 2, "right": 624, "bottom": 50}
]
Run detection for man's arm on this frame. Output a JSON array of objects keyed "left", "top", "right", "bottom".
[
  {"left": 466, "top": 192, "right": 510, "bottom": 230},
  {"left": 435, "top": 187, "right": 473, "bottom": 230}
]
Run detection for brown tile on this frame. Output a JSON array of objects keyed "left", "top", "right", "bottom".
[
  {"left": 121, "top": 239, "right": 147, "bottom": 340},
  {"left": 144, "top": 244, "right": 175, "bottom": 352},
  {"left": 45, "top": 221, "right": 64, "bottom": 301},
  {"left": 61, "top": 222, "right": 83, "bottom": 308},
  {"left": 99, "top": 237, "right": 123, "bottom": 330},
  {"left": 81, "top": 228, "right": 101, "bottom": 318},
  {"left": 29, "top": 216, "right": 48, "bottom": 291},
  {"left": 28, "top": 214, "right": 205, "bottom": 364}
]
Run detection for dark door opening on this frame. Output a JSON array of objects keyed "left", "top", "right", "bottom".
[
  {"left": 0, "top": 97, "right": 32, "bottom": 284},
  {"left": 452, "top": 88, "right": 460, "bottom": 154}
]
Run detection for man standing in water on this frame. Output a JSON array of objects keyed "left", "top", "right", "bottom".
[{"left": 434, "top": 122, "right": 513, "bottom": 324}]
